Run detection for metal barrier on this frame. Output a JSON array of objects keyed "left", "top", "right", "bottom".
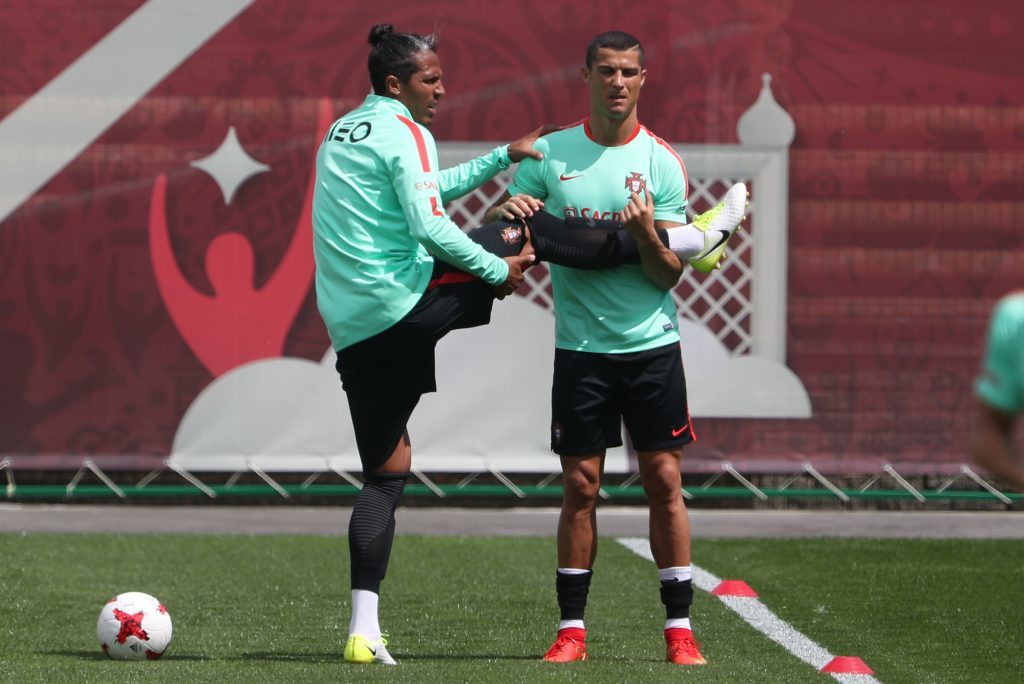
[{"left": 4, "top": 458, "right": 1019, "bottom": 506}]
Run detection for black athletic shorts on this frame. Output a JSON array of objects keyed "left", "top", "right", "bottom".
[
  {"left": 335, "top": 260, "right": 495, "bottom": 474},
  {"left": 550, "top": 342, "right": 695, "bottom": 456}
]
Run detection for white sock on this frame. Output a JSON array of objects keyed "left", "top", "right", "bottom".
[
  {"left": 348, "top": 589, "right": 381, "bottom": 641},
  {"left": 665, "top": 617, "right": 692, "bottom": 631},
  {"left": 557, "top": 567, "right": 591, "bottom": 575},
  {"left": 658, "top": 565, "right": 693, "bottom": 583},
  {"left": 665, "top": 225, "right": 709, "bottom": 258}
]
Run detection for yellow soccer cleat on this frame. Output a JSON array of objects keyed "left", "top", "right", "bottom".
[
  {"left": 344, "top": 633, "right": 397, "bottom": 665},
  {"left": 689, "top": 182, "right": 749, "bottom": 274}
]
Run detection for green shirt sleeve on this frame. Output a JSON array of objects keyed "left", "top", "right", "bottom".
[
  {"left": 651, "top": 140, "right": 689, "bottom": 224},
  {"left": 507, "top": 140, "right": 550, "bottom": 200},
  {"left": 438, "top": 145, "right": 511, "bottom": 203},
  {"left": 390, "top": 122, "right": 509, "bottom": 286},
  {"left": 975, "top": 295, "right": 1024, "bottom": 413}
]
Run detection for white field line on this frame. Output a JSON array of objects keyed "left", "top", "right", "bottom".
[{"left": 616, "top": 537, "right": 880, "bottom": 683}]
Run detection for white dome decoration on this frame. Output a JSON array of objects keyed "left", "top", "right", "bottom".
[{"left": 737, "top": 73, "right": 795, "bottom": 147}]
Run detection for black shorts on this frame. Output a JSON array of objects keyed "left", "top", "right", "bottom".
[
  {"left": 335, "top": 261, "right": 495, "bottom": 474},
  {"left": 550, "top": 342, "right": 695, "bottom": 456}
]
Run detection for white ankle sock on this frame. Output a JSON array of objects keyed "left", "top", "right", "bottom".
[
  {"left": 658, "top": 565, "right": 693, "bottom": 583},
  {"left": 666, "top": 225, "right": 709, "bottom": 258},
  {"left": 348, "top": 589, "right": 381, "bottom": 641},
  {"left": 558, "top": 619, "right": 586, "bottom": 631},
  {"left": 665, "top": 617, "right": 692, "bottom": 630}
]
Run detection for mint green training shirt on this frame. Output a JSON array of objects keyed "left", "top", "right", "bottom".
[
  {"left": 508, "top": 120, "right": 688, "bottom": 353},
  {"left": 976, "top": 292, "right": 1024, "bottom": 413},
  {"left": 313, "top": 94, "right": 511, "bottom": 351}
]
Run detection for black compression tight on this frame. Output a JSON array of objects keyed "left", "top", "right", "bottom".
[
  {"left": 466, "top": 213, "right": 672, "bottom": 270},
  {"left": 348, "top": 472, "right": 408, "bottom": 593}
]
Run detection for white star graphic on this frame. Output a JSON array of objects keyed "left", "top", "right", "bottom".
[{"left": 189, "top": 126, "right": 270, "bottom": 205}]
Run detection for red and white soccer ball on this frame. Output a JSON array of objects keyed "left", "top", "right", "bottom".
[{"left": 96, "top": 591, "right": 173, "bottom": 660}]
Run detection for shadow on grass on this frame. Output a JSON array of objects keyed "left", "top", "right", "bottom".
[
  {"left": 395, "top": 654, "right": 539, "bottom": 662},
  {"left": 232, "top": 653, "right": 338, "bottom": 663},
  {"left": 44, "top": 650, "right": 212, "bottom": 661},
  {"left": 43, "top": 651, "right": 108, "bottom": 661},
  {"left": 236, "top": 652, "right": 539, "bottom": 662}
]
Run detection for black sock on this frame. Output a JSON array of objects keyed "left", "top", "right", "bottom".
[
  {"left": 660, "top": 578, "right": 694, "bottom": 620},
  {"left": 348, "top": 473, "right": 408, "bottom": 593},
  {"left": 556, "top": 570, "right": 593, "bottom": 621}
]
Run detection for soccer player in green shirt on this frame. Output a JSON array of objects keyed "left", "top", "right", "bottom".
[
  {"left": 315, "top": 23, "right": 745, "bottom": 666},
  {"left": 315, "top": 23, "right": 540, "bottom": 666},
  {"left": 487, "top": 31, "right": 738, "bottom": 666},
  {"left": 972, "top": 291, "right": 1024, "bottom": 492}
]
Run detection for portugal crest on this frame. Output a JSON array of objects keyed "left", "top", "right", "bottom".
[
  {"left": 624, "top": 172, "right": 646, "bottom": 194},
  {"left": 500, "top": 224, "right": 523, "bottom": 245}
]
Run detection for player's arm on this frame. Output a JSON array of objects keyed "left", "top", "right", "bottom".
[
  {"left": 484, "top": 139, "right": 552, "bottom": 223},
  {"left": 390, "top": 120, "right": 510, "bottom": 286},
  {"left": 971, "top": 400, "right": 1023, "bottom": 491},
  {"left": 439, "top": 124, "right": 554, "bottom": 204},
  {"left": 438, "top": 146, "right": 511, "bottom": 203},
  {"left": 484, "top": 189, "right": 545, "bottom": 223},
  {"left": 621, "top": 191, "right": 682, "bottom": 290},
  {"left": 626, "top": 143, "right": 691, "bottom": 289}
]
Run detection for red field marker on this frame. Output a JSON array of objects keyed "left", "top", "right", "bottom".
[
  {"left": 710, "top": 579, "right": 758, "bottom": 597},
  {"left": 820, "top": 656, "right": 874, "bottom": 675}
]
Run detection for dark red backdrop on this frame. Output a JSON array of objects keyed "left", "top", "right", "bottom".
[{"left": 1, "top": 0, "right": 1021, "bottom": 470}]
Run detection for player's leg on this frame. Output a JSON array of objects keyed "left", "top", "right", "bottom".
[
  {"left": 636, "top": 448, "right": 704, "bottom": 665},
  {"left": 469, "top": 211, "right": 658, "bottom": 270},
  {"left": 470, "top": 182, "right": 748, "bottom": 271},
  {"left": 543, "top": 350, "right": 619, "bottom": 663},
  {"left": 546, "top": 455, "right": 602, "bottom": 664},
  {"left": 335, "top": 323, "right": 437, "bottom": 666},
  {"left": 338, "top": 261, "right": 511, "bottom": 664},
  {"left": 542, "top": 452, "right": 601, "bottom": 663},
  {"left": 543, "top": 181, "right": 748, "bottom": 270},
  {"left": 621, "top": 344, "right": 706, "bottom": 665},
  {"left": 343, "top": 440, "right": 409, "bottom": 666}
]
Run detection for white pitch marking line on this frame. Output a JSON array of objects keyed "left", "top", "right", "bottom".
[{"left": 616, "top": 537, "right": 880, "bottom": 683}]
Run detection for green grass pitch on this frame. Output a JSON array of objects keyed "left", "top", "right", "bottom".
[{"left": 1, "top": 533, "right": 1022, "bottom": 682}]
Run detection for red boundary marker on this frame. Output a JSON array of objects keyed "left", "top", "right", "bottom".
[
  {"left": 710, "top": 579, "right": 758, "bottom": 597},
  {"left": 821, "top": 656, "right": 874, "bottom": 675}
]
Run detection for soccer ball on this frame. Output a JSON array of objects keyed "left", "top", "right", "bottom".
[{"left": 96, "top": 591, "right": 173, "bottom": 660}]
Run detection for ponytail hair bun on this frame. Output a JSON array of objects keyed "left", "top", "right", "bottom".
[
  {"left": 368, "top": 24, "right": 394, "bottom": 46},
  {"left": 366, "top": 24, "right": 439, "bottom": 95}
]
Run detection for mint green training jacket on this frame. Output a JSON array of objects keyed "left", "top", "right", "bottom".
[
  {"left": 976, "top": 292, "right": 1024, "bottom": 413},
  {"left": 313, "top": 94, "right": 512, "bottom": 351}
]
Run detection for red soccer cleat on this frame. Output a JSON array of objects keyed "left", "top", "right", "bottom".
[
  {"left": 542, "top": 627, "right": 587, "bottom": 662},
  {"left": 665, "top": 627, "right": 707, "bottom": 665}
]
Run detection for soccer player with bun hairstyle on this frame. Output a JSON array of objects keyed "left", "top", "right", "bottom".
[{"left": 313, "top": 23, "right": 746, "bottom": 666}]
